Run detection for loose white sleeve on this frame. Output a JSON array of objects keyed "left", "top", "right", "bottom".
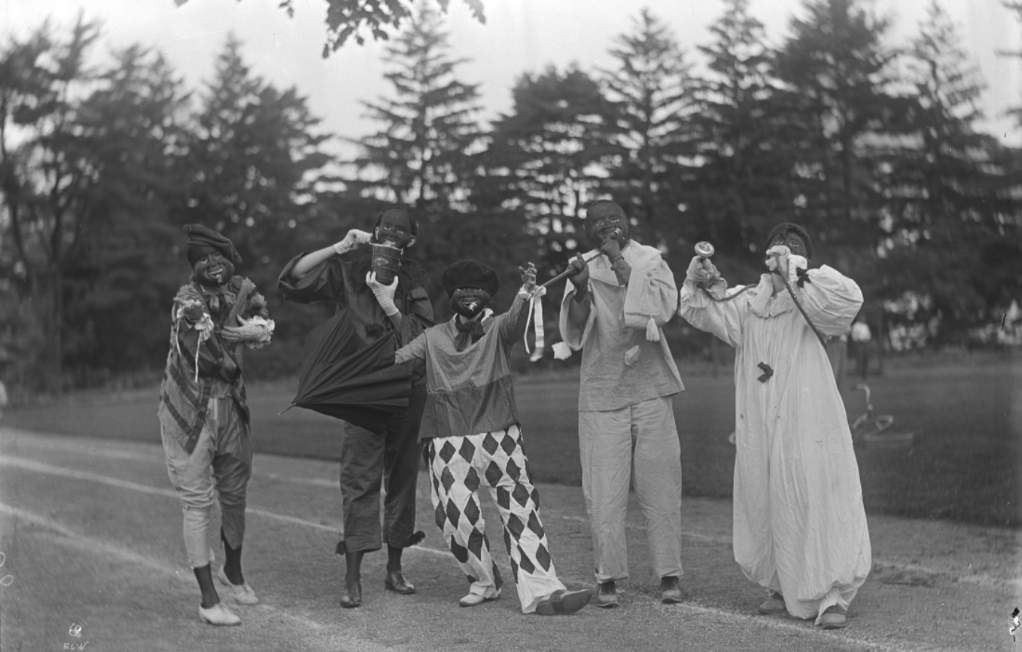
[
  {"left": 676, "top": 280, "right": 746, "bottom": 349},
  {"left": 796, "top": 266, "right": 863, "bottom": 337}
]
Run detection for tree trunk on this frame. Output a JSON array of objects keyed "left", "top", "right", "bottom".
[{"left": 36, "top": 267, "right": 65, "bottom": 393}]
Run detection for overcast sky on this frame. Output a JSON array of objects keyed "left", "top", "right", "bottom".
[{"left": 2, "top": 0, "right": 1020, "bottom": 149}]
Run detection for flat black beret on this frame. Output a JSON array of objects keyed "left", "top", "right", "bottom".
[{"left": 183, "top": 223, "right": 242, "bottom": 266}]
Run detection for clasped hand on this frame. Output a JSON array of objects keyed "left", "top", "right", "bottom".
[
  {"left": 685, "top": 256, "right": 721, "bottom": 287},
  {"left": 517, "top": 262, "right": 545, "bottom": 298},
  {"left": 333, "top": 228, "right": 372, "bottom": 255},
  {"left": 566, "top": 255, "right": 589, "bottom": 289},
  {"left": 765, "top": 245, "right": 807, "bottom": 285},
  {"left": 221, "top": 316, "right": 274, "bottom": 344},
  {"left": 365, "top": 270, "right": 399, "bottom": 315},
  {"left": 600, "top": 237, "right": 622, "bottom": 259}
]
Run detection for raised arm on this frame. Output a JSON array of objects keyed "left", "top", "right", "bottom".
[
  {"left": 291, "top": 229, "right": 372, "bottom": 279},
  {"left": 277, "top": 229, "right": 372, "bottom": 304},
  {"left": 792, "top": 265, "right": 863, "bottom": 337},
  {"left": 676, "top": 256, "right": 746, "bottom": 349},
  {"left": 495, "top": 262, "right": 541, "bottom": 344}
]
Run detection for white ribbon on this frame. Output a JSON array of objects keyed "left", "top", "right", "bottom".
[{"left": 523, "top": 286, "right": 546, "bottom": 362}]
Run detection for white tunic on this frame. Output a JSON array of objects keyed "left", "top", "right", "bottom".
[{"left": 677, "top": 267, "right": 871, "bottom": 622}]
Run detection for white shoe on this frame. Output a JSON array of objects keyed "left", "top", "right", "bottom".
[
  {"left": 198, "top": 602, "right": 241, "bottom": 626},
  {"left": 458, "top": 588, "right": 501, "bottom": 607},
  {"left": 217, "top": 566, "right": 260, "bottom": 605}
]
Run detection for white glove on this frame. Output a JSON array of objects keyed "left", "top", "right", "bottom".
[
  {"left": 333, "top": 229, "right": 373, "bottom": 255},
  {"left": 685, "top": 256, "right": 721, "bottom": 286},
  {"left": 765, "top": 245, "right": 790, "bottom": 274},
  {"left": 221, "top": 316, "right": 275, "bottom": 345},
  {"left": 518, "top": 261, "right": 546, "bottom": 298},
  {"left": 365, "top": 270, "right": 399, "bottom": 316}
]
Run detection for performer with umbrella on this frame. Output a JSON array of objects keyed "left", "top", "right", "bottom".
[
  {"left": 370, "top": 259, "right": 592, "bottom": 615},
  {"left": 278, "top": 207, "right": 433, "bottom": 609}
]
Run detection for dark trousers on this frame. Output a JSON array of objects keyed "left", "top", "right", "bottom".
[
  {"left": 338, "top": 386, "right": 425, "bottom": 553},
  {"left": 854, "top": 342, "right": 870, "bottom": 379}
]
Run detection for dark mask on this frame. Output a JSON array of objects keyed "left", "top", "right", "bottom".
[
  {"left": 588, "top": 215, "right": 629, "bottom": 250},
  {"left": 373, "top": 213, "right": 415, "bottom": 250},
  {"left": 193, "top": 252, "right": 234, "bottom": 288},
  {"left": 450, "top": 288, "right": 491, "bottom": 319},
  {"left": 767, "top": 233, "right": 809, "bottom": 259}
]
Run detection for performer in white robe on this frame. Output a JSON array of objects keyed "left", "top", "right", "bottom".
[{"left": 676, "top": 223, "right": 871, "bottom": 629}]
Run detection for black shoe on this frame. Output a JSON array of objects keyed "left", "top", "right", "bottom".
[
  {"left": 535, "top": 588, "right": 592, "bottom": 615},
  {"left": 340, "top": 581, "right": 362, "bottom": 609},
  {"left": 660, "top": 576, "right": 683, "bottom": 604},
  {"left": 384, "top": 570, "right": 416, "bottom": 595},
  {"left": 757, "top": 591, "right": 786, "bottom": 615},
  {"left": 596, "top": 581, "right": 619, "bottom": 608}
]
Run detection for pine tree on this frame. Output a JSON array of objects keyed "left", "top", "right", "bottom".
[
  {"left": 690, "top": 0, "right": 792, "bottom": 269},
  {"left": 876, "top": 0, "right": 1020, "bottom": 340},
  {"left": 599, "top": 7, "right": 696, "bottom": 249},
  {"left": 1001, "top": 1, "right": 1022, "bottom": 128},
  {"left": 64, "top": 44, "right": 192, "bottom": 373},
  {"left": 477, "top": 65, "right": 617, "bottom": 273},
  {"left": 184, "top": 35, "right": 333, "bottom": 292},
  {"left": 350, "top": 3, "right": 484, "bottom": 213},
  {"left": 0, "top": 13, "right": 102, "bottom": 389},
  {"left": 774, "top": 0, "right": 902, "bottom": 252}
]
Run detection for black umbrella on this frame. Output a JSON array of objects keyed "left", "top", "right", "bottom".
[{"left": 285, "top": 310, "right": 413, "bottom": 432}]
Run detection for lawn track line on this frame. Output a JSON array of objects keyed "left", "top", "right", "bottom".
[
  {"left": 0, "top": 502, "right": 406, "bottom": 651},
  {"left": 0, "top": 454, "right": 443, "bottom": 560},
  {"left": 0, "top": 428, "right": 340, "bottom": 489},
  {"left": 0, "top": 498, "right": 895, "bottom": 652},
  {"left": 2, "top": 433, "right": 1018, "bottom": 592}
]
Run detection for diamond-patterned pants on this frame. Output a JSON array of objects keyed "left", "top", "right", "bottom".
[{"left": 426, "top": 424, "right": 566, "bottom": 613}]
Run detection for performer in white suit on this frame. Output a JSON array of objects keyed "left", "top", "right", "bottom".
[{"left": 558, "top": 200, "right": 685, "bottom": 608}]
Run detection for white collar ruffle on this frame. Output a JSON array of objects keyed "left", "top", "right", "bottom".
[{"left": 747, "top": 274, "right": 796, "bottom": 319}]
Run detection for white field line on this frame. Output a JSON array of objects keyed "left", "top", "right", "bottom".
[
  {"left": 0, "top": 476, "right": 894, "bottom": 652},
  {"left": 0, "top": 454, "right": 448, "bottom": 558},
  {"left": 0, "top": 430, "right": 339, "bottom": 488},
  {"left": 647, "top": 600, "right": 905, "bottom": 652},
  {"left": 0, "top": 503, "right": 402, "bottom": 651},
  {"left": 2, "top": 432, "right": 1018, "bottom": 590}
]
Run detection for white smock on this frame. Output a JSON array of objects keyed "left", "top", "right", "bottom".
[{"left": 677, "top": 267, "right": 871, "bottom": 623}]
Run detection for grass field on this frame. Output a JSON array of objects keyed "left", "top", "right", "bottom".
[{"left": 5, "top": 352, "right": 1020, "bottom": 527}]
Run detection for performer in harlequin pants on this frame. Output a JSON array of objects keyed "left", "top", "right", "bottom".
[{"left": 370, "top": 259, "right": 591, "bottom": 615}]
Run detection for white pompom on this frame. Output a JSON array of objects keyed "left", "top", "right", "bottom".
[{"left": 645, "top": 316, "right": 660, "bottom": 342}]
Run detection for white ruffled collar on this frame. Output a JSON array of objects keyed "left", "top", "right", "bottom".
[{"left": 747, "top": 274, "right": 796, "bottom": 319}]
